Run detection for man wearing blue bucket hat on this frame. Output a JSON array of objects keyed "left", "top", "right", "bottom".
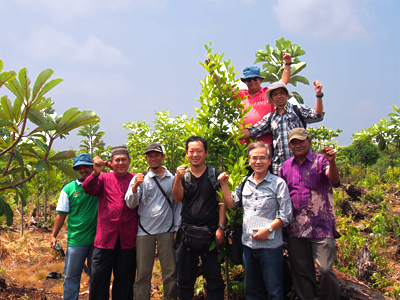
[
  {"left": 50, "top": 153, "right": 98, "bottom": 300},
  {"left": 238, "top": 53, "right": 292, "bottom": 145}
]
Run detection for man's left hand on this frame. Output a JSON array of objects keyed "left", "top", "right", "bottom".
[
  {"left": 252, "top": 227, "right": 270, "bottom": 241},
  {"left": 314, "top": 80, "right": 323, "bottom": 95},
  {"left": 216, "top": 228, "right": 224, "bottom": 245},
  {"left": 322, "top": 147, "right": 336, "bottom": 162}
]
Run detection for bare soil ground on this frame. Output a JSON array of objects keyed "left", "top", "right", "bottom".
[{"left": 0, "top": 201, "right": 399, "bottom": 299}]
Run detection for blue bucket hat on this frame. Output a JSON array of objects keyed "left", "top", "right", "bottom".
[
  {"left": 241, "top": 66, "right": 264, "bottom": 81},
  {"left": 73, "top": 153, "right": 93, "bottom": 169}
]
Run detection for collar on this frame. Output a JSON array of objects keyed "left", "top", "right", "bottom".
[
  {"left": 146, "top": 166, "right": 169, "bottom": 178},
  {"left": 75, "top": 179, "right": 83, "bottom": 185},
  {"left": 249, "top": 170, "right": 271, "bottom": 184}
]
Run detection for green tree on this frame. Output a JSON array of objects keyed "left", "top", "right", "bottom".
[
  {"left": 308, "top": 126, "right": 342, "bottom": 153},
  {"left": 77, "top": 124, "right": 105, "bottom": 156},
  {"left": 123, "top": 110, "right": 189, "bottom": 173},
  {"left": 0, "top": 60, "right": 99, "bottom": 226},
  {"left": 354, "top": 105, "right": 400, "bottom": 196},
  {"left": 254, "top": 37, "right": 309, "bottom": 103}
]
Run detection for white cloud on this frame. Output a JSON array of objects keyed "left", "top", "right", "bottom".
[
  {"left": 12, "top": 0, "right": 133, "bottom": 20},
  {"left": 16, "top": 26, "right": 132, "bottom": 68},
  {"left": 272, "top": 0, "right": 368, "bottom": 41}
]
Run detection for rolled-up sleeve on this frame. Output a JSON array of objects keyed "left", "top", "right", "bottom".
[
  {"left": 125, "top": 175, "right": 141, "bottom": 209},
  {"left": 248, "top": 113, "right": 272, "bottom": 138},
  {"left": 275, "top": 179, "right": 292, "bottom": 226},
  {"left": 299, "top": 104, "right": 325, "bottom": 124}
]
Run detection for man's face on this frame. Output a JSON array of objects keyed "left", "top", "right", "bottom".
[
  {"left": 289, "top": 138, "right": 311, "bottom": 158},
  {"left": 110, "top": 154, "right": 131, "bottom": 176},
  {"left": 249, "top": 147, "right": 271, "bottom": 176},
  {"left": 74, "top": 165, "right": 93, "bottom": 181},
  {"left": 145, "top": 151, "right": 165, "bottom": 170},
  {"left": 186, "top": 141, "right": 208, "bottom": 167},
  {"left": 244, "top": 77, "right": 262, "bottom": 93},
  {"left": 271, "top": 87, "right": 288, "bottom": 107}
]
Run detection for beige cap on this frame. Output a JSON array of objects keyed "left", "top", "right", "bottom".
[
  {"left": 265, "top": 81, "right": 293, "bottom": 104},
  {"left": 288, "top": 128, "right": 310, "bottom": 142}
]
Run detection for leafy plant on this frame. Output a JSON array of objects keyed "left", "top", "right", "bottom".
[
  {"left": 254, "top": 37, "right": 308, "bottom": 103},
  {"left": 0, "top": 60, "right": 99, "bottom": 225},
  {"left": 77, "top": 124, "right": 105, "bottom": 157}
]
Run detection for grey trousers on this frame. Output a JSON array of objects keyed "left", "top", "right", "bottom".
[
  {"left": 287, "top": 237, "right": 340, "bottom": 300},
  {"left": 134, "top": 232, "right": 177, "bottom": 300}
]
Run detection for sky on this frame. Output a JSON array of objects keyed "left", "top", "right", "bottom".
[{"left": 0, "top": 0, "right": 399, "bottom": 151}]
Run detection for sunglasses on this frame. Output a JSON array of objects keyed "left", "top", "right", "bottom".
[{"left": 243, "top": 77, "right": 260, "bottom": 83}]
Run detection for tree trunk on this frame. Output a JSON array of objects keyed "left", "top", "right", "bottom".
[
  {"left": 44, "top": 185, "right": 48, "bottom": 223},
  {"left": 20, "top": 196, "right": 23, "bottom": 236},
  {"left": 224, "top": 257, "right": 231, "bottom": 300}
]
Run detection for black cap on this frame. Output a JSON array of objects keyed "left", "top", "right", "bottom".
[{"left": 145, "top": 143, "right": 163, "bottom": 154}]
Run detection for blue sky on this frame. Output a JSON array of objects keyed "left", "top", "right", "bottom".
[{"left": 1, "top": 0, "right": 399, "bottom": 151}]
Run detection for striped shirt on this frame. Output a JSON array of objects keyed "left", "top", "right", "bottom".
[{"left": 248, "top": 102, "right": 324, "bottom": 175}]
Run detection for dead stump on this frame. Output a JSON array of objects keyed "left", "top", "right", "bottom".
[{"left": 356, "top": 244, "right": 374, "bottom": 282}]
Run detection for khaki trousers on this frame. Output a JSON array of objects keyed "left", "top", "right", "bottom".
[{"left": 134, "top": 232, "right": 177, "bottom": 300}]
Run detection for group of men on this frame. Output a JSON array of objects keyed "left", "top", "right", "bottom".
[{"left": 51, "top": 57, "right": 341, "bottom": 300}]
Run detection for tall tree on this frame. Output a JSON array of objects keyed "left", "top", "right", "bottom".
[
  {"left": 77, "top": 124, "right": 105, "bottom": 156},
  {"left": 0, "top": 60, "right": 100, "bottom": 226}
]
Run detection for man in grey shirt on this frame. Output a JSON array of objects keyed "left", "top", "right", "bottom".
[
  {"left": 125, "top": 142, "right": 181, "bottom": 300},
  {"left": 219, "top": 141, "right": 292, "bottom": 300}
]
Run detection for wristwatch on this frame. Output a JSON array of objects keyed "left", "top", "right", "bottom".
[
  {"left": 267, "top": 225, "right": 274, "bottom": 233},
  {"left": 218, "top": 224, "right": 226, "bottom": 230}
]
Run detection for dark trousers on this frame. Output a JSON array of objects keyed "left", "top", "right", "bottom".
[
  {"left": 176, "top": 242, "right": 224, "bottom": 300},
  {"left": 89, "top": 237, "right": 136, "bottom": 300}
]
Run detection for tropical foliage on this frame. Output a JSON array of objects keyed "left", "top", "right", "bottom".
[{"left": 0, "top": 60, "right": 99, "bottom": 225}]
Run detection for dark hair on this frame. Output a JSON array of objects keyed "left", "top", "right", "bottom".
[
  {"left": 247, "top": 141, "right": 272, "bottom": 159},
  {"left": 271, "top": 87, "right": 288, "bottom": 97},
  {"left": 185, "top": 135, "right": 208, "bottom": 152}
]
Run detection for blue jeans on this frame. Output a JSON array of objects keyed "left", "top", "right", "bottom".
[
  {"left": 243, "top": 245, "right": 284, "bottom": 300},
  {"left": 63, "top": 244, "right": 94, "bottom": 300}
]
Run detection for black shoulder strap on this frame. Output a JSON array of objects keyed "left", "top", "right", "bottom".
[
  {"left": 230, "top": 176, "right": 249, "bottom": 230},
  {"left": 207, "top": 166, "right": 221, "bottom": 191},
  {"left": 292, "top": 104, "right": 307, "bottom": 129},
  {"left": 138, "top": 171, "right": 174, "bottom": 234},
  {"left": 183, "top": 168, "right": 191, "bottom": 197}
]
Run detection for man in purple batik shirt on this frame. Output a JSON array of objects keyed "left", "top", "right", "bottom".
[{"left": 279, "top": 128, "right": 340, "bottom": 300}]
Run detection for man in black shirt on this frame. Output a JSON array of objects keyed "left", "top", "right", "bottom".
[{"left": 173, "top": 136, "right": 226, "bottom": 300}]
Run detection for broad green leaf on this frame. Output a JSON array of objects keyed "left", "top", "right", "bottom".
[
  {"left": 3, "top": 199, "right": 13, "bottom": 226},
  {"left": 48, "top": 150, "right": 76, "bottom": 161},
  {"left": 18, "top": 68, "right": 31, "bottom": 101},
  {"left": 0, "top": 60, "right": 3, "bottom": 72},
  {"left": 291, "top": 62, "right": 307, "bottom": 76},
  {"left": 4, "top": 77, "right": 25, "bottom": 102},
  {"left": 56, "top": 110, "right": 99, "bottom": 135},
  {"left": 33, "top": 99, "right": 53, "bottom": 111},
  {"left": 27, "top": 122, "right": 58, "bottom": 135},
  {"left": 4, "top": 166, "right": 28, "bottom": 176},
  {"left": 56, "top": 107, "right": 80, "bottom": 131},
  {"left": 290, "top": 75, "right": 310, "bottom": 85},
  {"left": 14, "top": 149, "right": 24, "bottom": 166},
  {"left": 13, "top": 96, "right": 23, "bottom": 122},
  {"left": 0, "top": 120, "right": 15, "bottom": 127},
  {"left": 32, "top": 138, "right": 50, "bottom": 153},
  {"left": 36, "top": 78, "right": 63, "bottom": 100},
  {"left": 260, "top": 72, "right": 279, "bottom": 83},
  {"left": 1, "top": 94, "right": 15, "bottom": 121},
  {"left": 35, "top": 159, "right": 46, "bottom": 172},
  {"left": 51, "top": 162, "right": 80, "bottom": 180},
  {"left": 28, "top": 109, "right": 47, "bottom": 126},
  {"left": 0, "top": 70, "right": 17, "bottom": 88},
  {"left": 46, "top": 163, "right": 56, "bottom": 181},
  {"left": 292, "top": 91, "right": 304, "bottom": 104},
  {"left": 31, "top": 69, "right": 54, "bottom": 102},
  {"left": 20, "top": 145, "right": 41, "bottom": 159}
]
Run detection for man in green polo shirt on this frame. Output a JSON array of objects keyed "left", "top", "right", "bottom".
[{"left": 50, "top": 153, "right": 98, "bottom": 300}]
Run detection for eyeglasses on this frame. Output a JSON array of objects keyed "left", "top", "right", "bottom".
[
  {"left": 249, "top": 156, "right": 269, "bottom": 162},
  {"left": 243, "top": 77, "right": 259, "bottom": 83}
]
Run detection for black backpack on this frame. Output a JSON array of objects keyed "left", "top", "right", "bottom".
[{"left": 183, "top": 166, "right": 220, "bottom": 201}]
